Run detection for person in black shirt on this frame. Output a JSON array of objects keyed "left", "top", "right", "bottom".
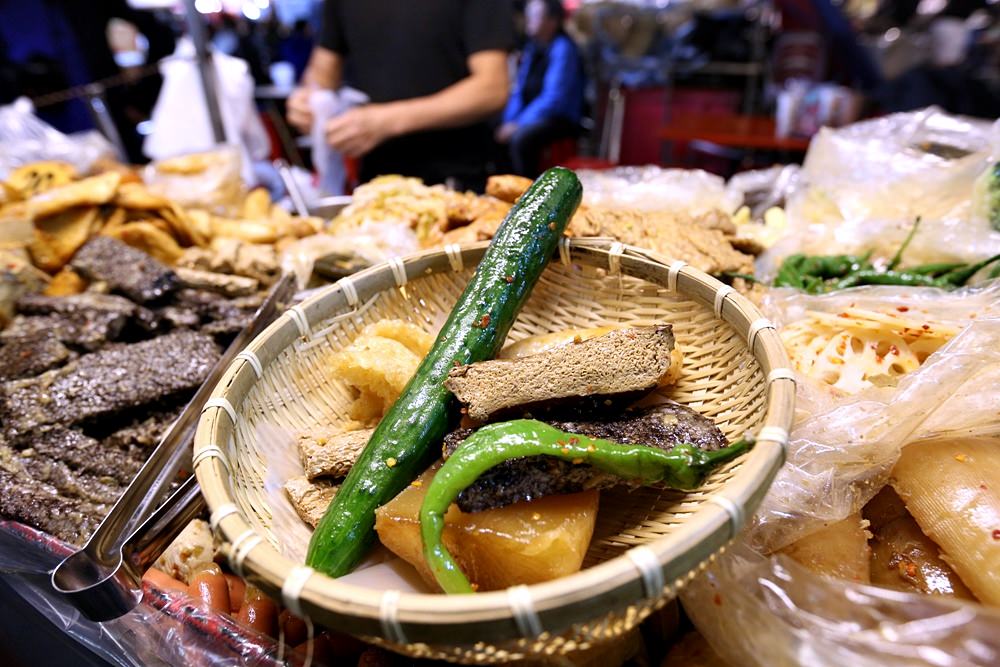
[{"left": 286, "top": 0, "right": 515, "bottom": 191}]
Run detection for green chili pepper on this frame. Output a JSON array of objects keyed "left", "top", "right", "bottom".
[
  {"left": 419, "top": 420, "right": 751, "bottom": 594},
  {"left": 888, "top": 217, "right": 921, "bottom": 271},
  {"left": 774, "top": 254, "right": 810, "bottom": 289},
  {"left": 834, "top": 270, "right": 942, "bottom": 290},
  {"left": 907, "top": 262, "right": 966, "bottom": 277},
  {"left": 774, "top": 252, "right": 873, "bottom": 293},
  {"left": 720, "top": 272, "right": 760, "bottom": 284},
  {"left": 802, "top": 254, "right": 870, "bottom": 279},
  {"left": 989, "top": 261, "right": 1000, "bottom": 280},
  {"left": 936, "top": 253, "right": 1000, "bottom": 287}
]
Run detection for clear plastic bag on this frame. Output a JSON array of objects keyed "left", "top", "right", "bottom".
[
  {"left": 576, "top": 166, "right": 741, "bottom": 216},
  {"left": 726, "top": 164, "right": 801, "bottom": 219},
  {"left": 683, "top": 546, "right": 1000, "bottom": 667},
  {"left": 142, "top": 145, "right": 244, "bottom": 214},
  {"left": 754, "top": 282, "right": 1000, "bottom": 551},
  {"left": 310, "top": 87, "right": 369, "bottom": 197},
  {"left": 0, "top": 98, "right": 116, "bottom": 179},
  {"left": 757, "top": 108, "right": 1000, "bottom": 279},
  {"left": 0, "top": 518, "right": 376, "bottom": 665},
  {"left": 279, "top": 221, "right": 419, "bottom": 289},
  {"left": 143, "top": 38, "right": 269, "bottom": 186},
  {"left": 0, "top": 522, "right": 301, "bottom": 666},
  {"left": 681, "top": 283, "right": 1000, "bottom": 666}
]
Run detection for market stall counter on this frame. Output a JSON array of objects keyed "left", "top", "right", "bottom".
[{"left": 1, "top": 106, "right": 999, "bottom": 666}]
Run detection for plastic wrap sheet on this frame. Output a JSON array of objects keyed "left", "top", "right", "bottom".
[
  {"left": 279, "top": 222, "right": 420, "bottom": 289},
  {"left": 725, "top": 165, "right": 801, "bottom": 219},
  {"left": 576, "top": 166, "right": 741, "bottom": 215},
  {"left": 681, "top": 283, "right": 1000, "bottom": 666},
  {"left": 142, "top": 145, "right": 244, "bottom": 214},
  {"left": 755, "top": 282, "right": 1000, "bottom": 552},
  {"left": 684, "top": 546, "right": 1000, "bottom": 667},
  {"left": 0, "top": 98, "right": 115, "bottom": 179},
  {"left": 0, "top": 521, "right": 313, "bottom": 666},
  {"left": 757, "top": 108, "right": 1000, "bottom": 279}
]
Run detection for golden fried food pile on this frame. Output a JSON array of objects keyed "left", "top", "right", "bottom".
[
  {"left": 0, "top": 157, "right": 322, "bottom": 283},
  {"left": 329, "top": 175, "right": 511, "bottom": 248},
  {"left": 329, "top": 174, "right": 755, "bottom": 277}
]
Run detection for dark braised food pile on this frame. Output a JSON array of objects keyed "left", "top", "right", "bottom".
[{"left": 0, "top": 236, "right": 263, "bottom": 544}]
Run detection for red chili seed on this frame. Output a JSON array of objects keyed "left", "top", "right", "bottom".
[
  {"left": 992, "top": 529, "right": 1000, "bottom": 540},
  {"left": 897, "top": 306, "right": 909, "bottom": 312}
]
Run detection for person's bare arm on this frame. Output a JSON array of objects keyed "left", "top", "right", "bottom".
[
  {"left": 325, "top": 50, "right": 509, "bottom": 157},
  {"left": 286, "top": 47, "right": 344, "bottom": 133}
]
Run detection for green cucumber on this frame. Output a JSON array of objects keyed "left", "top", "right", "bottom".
[{"left": 306, "top": 167, "right": 583, "bottom": 576}]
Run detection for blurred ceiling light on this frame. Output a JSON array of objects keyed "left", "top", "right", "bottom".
[
  {"left": 195, "top": 0, "right": 222, "bottom": 13},
  {"left": 126, "top": 0, "right": 177, "bottom": 7},
  {"left": 884, "top": 27, "right": 901, "bottom": 42},
  {"left": 242, "top": 2, "right": 261, "bottom": 20},
  {"left": 917, "top": 0, "right": 947, "bottom": 14},
  {"left": 255, "top": 0, "right": 270, "bottom": 7}
]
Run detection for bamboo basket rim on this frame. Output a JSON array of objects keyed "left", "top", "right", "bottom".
[{"left": 193, "top": 238, "right": 795, "bottom": 648}]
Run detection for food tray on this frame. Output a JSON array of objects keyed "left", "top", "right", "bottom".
[{"left": 193, "top": 238, "right": 795, "bottom": 662}]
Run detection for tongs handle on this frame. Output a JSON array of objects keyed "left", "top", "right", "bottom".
[
  {"left": 51, "top": 274, "right": 297, "bottom": 620},
  {"left": 276, "top": 159, "right": 311, "bottom": 218},
  {"left": 122, "top": 474, "right": 206, "bottom": 581},
  {"left": 48, "top": 475, "right": 206, "bottom": 622}
]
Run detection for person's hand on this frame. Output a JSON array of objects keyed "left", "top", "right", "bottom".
[
  {"left": 495, "top": 122, "right": 518, "bottom": 144},
  {"left": 286, "top": 86, "right": 314, "bottom": 134},
  {"left": 325, "top": 104, "right": 398, "bottom": 158}
]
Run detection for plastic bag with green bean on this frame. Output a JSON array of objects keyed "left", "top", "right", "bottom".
[{"left": 755, "top": 109, "right": 1000, "bottom": 280}]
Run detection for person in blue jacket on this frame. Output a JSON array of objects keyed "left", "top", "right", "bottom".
[{"left": 496, "top": 0, "right": 584, "bottom": 177}]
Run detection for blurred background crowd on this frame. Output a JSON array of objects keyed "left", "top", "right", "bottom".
[{"left": 0, "top": 0, "right": 997, "bottom": 190}]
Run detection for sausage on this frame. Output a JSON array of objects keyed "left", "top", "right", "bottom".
[
  {"left": 294, "top": 632, "right": 366, "bottom": 663},
  {"left": 236, "top": 586, "right": 279, "bottom": 637},
  {"left": 142, "top": 567, "right": 188, "bottom": 594},
  {"left": 223, "top": 574, "right": 246, "bottom": 614},
  {"left": 356, "top": 646, "right": 396, "bottom": 667},
  {"left": 187, "top": 565, "right": 231, "bottom": 614},
  {"left": 279, "top": 609, "right": 308, "bottom": 646}
]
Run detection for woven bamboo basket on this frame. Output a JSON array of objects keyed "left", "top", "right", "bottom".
[{"left": 193, "top": 238, "right": 794, "bottom": 663}]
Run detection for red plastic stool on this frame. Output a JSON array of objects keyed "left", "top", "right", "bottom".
[
  {"left": 540, "top": 136, "right": 579, "bottom": 171},
  {"left": 559, "top": 156, "right": 616, "bottom": 170}
]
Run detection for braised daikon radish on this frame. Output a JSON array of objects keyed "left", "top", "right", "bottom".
[
  {"left": 779, "top": 512, "right": 871, "bottom": 583},
  {"left": 892, "top": 437, "right": 1000, "bottom": 605},
  {"left": 374, "top": 467, "right": 598, "bottom": 592},
  {"left": 864, "top": 486, "right": 975, "bottom": 599}
]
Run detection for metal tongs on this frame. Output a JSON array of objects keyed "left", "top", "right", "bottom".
[{"left": 51, "top": 274, "right": 297, "bottom": 621}]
